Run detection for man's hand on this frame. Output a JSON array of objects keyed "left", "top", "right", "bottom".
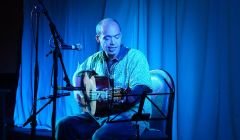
[{"left": 73, "top": 71, "right": 97, "bottom": 115}]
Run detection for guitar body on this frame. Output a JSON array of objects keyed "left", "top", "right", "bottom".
[
  {"left": 74, "top": 71, "right": 124, "bottom": 117},
  {"left": 94, "top": 76, "right": 111, "bottom": 117}
]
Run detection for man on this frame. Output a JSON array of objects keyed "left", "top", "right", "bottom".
[{"left": 56, "top": 18, "right": 152, "bottom": 140}]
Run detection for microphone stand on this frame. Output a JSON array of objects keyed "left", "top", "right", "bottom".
[
  {"left": 37, "top": 0, "right": 72, "bottom": 139},
  {"left": 23, "top": 1, "right": 73, "bottom": 140},
  {"left": 29, "top": 4, "right": 40, "bottom": 140}
]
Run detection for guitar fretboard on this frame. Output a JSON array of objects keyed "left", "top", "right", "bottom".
[{"left": 88, "top": 88, "right": 123, "bottom": 101}]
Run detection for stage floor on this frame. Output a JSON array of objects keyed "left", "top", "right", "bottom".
[{"left": 5, "top": 126, "right": 52, "bottom": 140}]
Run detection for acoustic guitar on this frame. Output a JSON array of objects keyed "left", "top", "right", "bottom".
[{"left": 74, "top": 71, "right": 126, "bottom": 117}]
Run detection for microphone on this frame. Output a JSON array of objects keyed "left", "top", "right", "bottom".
[
  {"left": 60, "top": 43, "right": 83, "bottom": 51},
  {"left": 57, "top": 86, "right": 85, "bottom": 91},
  {"left": 38, "top": 92, "right": 71, "bottom": 100}
]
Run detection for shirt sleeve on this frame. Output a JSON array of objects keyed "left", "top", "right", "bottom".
[{"left": 128, "top": 50, "right": 152, "bottom": 90}]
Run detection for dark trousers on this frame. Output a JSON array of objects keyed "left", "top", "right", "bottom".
[{"left": 55, "top": 112, "right": 138, "bottom": 140}]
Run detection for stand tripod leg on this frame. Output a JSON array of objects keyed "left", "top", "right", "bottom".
[{"left": 135, "top": 122, "right": 140, "bottom": 140}]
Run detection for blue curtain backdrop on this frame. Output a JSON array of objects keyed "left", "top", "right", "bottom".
[{"left": 14, "top": 0, "right": 240, "bottom": 140}]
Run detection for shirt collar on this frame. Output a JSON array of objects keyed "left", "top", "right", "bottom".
[{"left": 103, "top": 45, "right": 129, "bottom": 62}]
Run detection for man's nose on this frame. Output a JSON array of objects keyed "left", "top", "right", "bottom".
[{"left": 110, "top": 37, "right": 115, "bottom": 45}]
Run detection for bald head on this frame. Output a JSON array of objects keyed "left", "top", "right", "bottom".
[{"left": 96, "top": 18, "right": 121, "bottom": 36}]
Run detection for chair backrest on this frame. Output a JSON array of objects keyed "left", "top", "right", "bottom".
[{"left": 149, "top": 69, "right": 175, "bottom": 138}]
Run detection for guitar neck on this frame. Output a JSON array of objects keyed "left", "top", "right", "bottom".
[
  {"left": 89, "top": 90, "right": 122, "bottom": 101},
  {"left": 89, "top": 91, "right": 108, "bottom": 101}
]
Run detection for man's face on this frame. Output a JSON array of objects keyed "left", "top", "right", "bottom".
[{"left": 97, "top": 22, "right": 122, "bottom": 58}]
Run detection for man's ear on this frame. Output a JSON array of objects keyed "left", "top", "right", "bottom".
[{"left": 96, "top": 35, "right": 100, "bottom": 43}]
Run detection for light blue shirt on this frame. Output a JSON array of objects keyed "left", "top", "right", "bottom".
[{"left": 73, "top": 46, "right": 152, "bottom": 133}]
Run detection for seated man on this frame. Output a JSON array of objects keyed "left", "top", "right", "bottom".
[{"left": 55, "top": 18, "right": 152, "bottom": 140}]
